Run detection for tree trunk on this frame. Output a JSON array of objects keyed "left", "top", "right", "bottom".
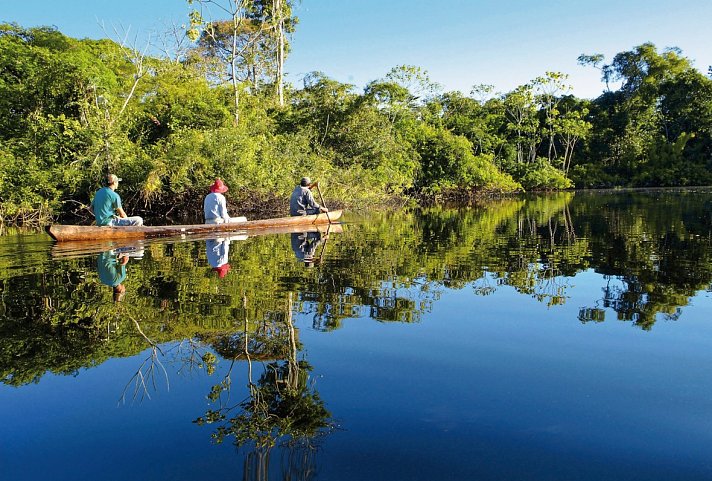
[
  {"left": 275, "top": 0, "right": 285, "bottom": 106},
  {"left": 231, "top": 15, "right": 240, "bottom": 125},
  {"left": 563, "top": 140, "right": 571, "bottom": 173}
]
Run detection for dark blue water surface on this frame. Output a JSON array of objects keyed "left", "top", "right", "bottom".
[{"left": 1, "top": 190, "right": 712, "bottom": 480}]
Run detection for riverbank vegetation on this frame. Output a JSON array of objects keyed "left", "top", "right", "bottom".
[
  {"left": 2, "top": 5, "right": 712, "bottom": 226},
  {"left": 3, "top": 191, "right": 712, "bottom": 386}
]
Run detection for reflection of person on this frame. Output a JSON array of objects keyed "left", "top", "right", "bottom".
[
  {"left": 97, "top": 250, "right": 129, "bottom": 302},
  {"left": 206, "top": 238, "right": 231, "bottom": 278},
  {"left": 289, "top": 177, "right": 329, "bottom": 216},
  {"left": 291, "top": 231, "right": 324, "bottom": 267},
  {"left": 203, "top": 178, "right": 246, "bottom": 224},
  {"left": 114, "top": 246, "right": 145, "bottom": 259},
  {"left": 90, "top": 174, "right": 144, "bottom": 226}
]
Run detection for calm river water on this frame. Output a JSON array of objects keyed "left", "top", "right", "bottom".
[{"left": 1, "top": 190, "right": 712, "bottom": 480}]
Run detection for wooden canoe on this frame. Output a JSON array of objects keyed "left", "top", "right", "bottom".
[
  {"left": 51, "top": 223, "right": 343, "bottom": 258},
  {"left": 47, "top": 210, "right": 343, "bottom": 242}
]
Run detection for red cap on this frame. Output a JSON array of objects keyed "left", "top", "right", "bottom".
[
  {"left": 213, "top": 263, "right": 231, "bottom": 278},
  {"left": 209, "top": 178, "right": 228, "bottom": 194}
]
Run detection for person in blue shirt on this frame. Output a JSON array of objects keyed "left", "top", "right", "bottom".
[
  {"left": 205, "top": 237, "right": 231, "bottom": 278},
  {"left": 290, "top": 231, "right": 326, "bottom": 267},
  {"left": 97, "top": 250, "right": 129, "bottom": 302},
  {"left": 289, "top": 177, "right": 329, "bottom": 216},
  {"left": 203, "top": 178, "right": 246, "bottom": 224},
  {"left": 205, "top": 233, "right": 247, "bottom": 278},
  {"left": 90, "top": 174, "right": 144, "bottom": 226}
]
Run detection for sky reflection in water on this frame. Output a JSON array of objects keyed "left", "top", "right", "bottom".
[{"left": 1, "top": 191, "right": 712, "bottom": 480}]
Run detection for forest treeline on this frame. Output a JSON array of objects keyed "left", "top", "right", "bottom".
[{"left": 1, "top": 4, "right": 712, "bottom": 225}]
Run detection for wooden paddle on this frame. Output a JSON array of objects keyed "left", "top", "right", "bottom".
[{"left": 313, "top": 181, "right": 332, "bottom": 224}]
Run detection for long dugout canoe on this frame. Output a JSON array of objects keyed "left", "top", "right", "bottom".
[
  {"left": 51, "top": 223, "right": 343, "bottom": 259},
  {"left": 47, "top": 210, "right": 342, "bottom": 242}
]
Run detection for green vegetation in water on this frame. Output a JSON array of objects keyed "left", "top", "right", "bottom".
[
  {"left": 2, "top": 188, "right": 712, "bottom": 477},
  {"left": 2, "top": 191, "right": 712, "bottom": 390}
]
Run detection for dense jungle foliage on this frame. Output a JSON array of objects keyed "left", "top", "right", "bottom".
[{"left": 1, "top": 7, "right": 712, "bottom": 226}]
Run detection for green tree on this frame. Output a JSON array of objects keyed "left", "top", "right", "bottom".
[
  {"left": 187, "top": 0, "right": 266, "bottom": 124},
  {"left": 575, "top": 43, "right": 709, "bottom": 187},
  {"left": 532, "top": 71, "right": 571, "bottom": 162},
  {"left": 503, "top": 84, "right": 539, "bottom": 165},
  {"left": 553, "top": 96, "right": 592, "bottom": 174}
]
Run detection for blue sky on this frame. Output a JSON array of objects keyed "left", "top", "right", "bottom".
[{"left": 3, "top": 0, "right": 711, "bottom": 99}]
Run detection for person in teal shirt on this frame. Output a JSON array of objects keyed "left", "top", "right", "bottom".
[
  {"left": 97, "top": 250, "right": 128, "bottom": 302},
  {"left": 90, "top": 174, "right": 144, "bottom": 226}
]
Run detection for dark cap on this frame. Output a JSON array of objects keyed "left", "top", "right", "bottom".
[{"left": 300, "top": 177, "right": 311, "bottom": 187}]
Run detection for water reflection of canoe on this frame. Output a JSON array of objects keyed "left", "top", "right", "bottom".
[
  {"left": 47, "top": 210, "right": 343, "bottom": 242},
  {"left": 51, "top": 222, "right": 343, "bottom": 259}
]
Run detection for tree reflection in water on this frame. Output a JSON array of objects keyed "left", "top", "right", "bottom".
[
  {"left": 119, "top": 333, "right": 168, "bottom": 403},
  {"left": 194, "top": 294, "right": 333, "bottom": 481},
  {"left": 117, "top": 292, "right": 333, "bottom": 479},
  {"left": 3, "top": 191, "right": 712, "bottom": 390}
]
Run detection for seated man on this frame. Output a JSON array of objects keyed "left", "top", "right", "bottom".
[
  {"left": 203, "top": 178, "right": 246, "bottom": 224},
  {"left": 90, "top": 174, "right": 144, "bottom": 226},
  {"left": 289, "top": 177, "right": 329, "bottom": 216},
  {"left": 97, "top": 250, "right": 129, "bottom": 302},
  {"left": 290, "top": 231, "right": 325, "bottom": 267}
]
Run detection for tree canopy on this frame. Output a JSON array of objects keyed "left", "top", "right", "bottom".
[{"left": 2, "top": 21, "right": 712, "bottom": 226}]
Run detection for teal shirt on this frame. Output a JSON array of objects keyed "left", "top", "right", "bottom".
[
  {"left": 97, "top": 251, "right": 127, "bottom": 287},
  {"left": 92, "top": 187, "right": 122, "bottom": 226}
]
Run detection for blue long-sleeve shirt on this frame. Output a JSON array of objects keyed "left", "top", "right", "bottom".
[
  {"left": 289, "top": 185, "right": 320, "bottom": 216},
  {"left": 204, "top": 192, "right": 230, "bottom": 222}
]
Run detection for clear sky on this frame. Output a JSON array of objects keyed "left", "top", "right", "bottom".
[{"left": 3, "top": 0, "right": 711, "bottom": 99}]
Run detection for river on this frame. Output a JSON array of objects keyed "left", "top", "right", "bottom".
[{"left": 1, "top": 189, "right": 712, "bottom": 480}]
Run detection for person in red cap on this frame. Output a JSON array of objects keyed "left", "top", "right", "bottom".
[
  {"left": 203, "top": 178, "right": 246, "bottom": 224},
  {"left": 206, "top": 236, "right": 240, "bottom": 279}
]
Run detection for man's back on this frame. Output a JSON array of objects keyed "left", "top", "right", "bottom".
[
  {"left": 92, "top": 187, "right": 121, "bottom": 226},
  {"left": 204, "top": 192, "right": 227, "bottom": 221},
  {"left": 290, "top": 185, "right": 319, "bottom": 216},
  {"left": 97, "top": 251, "right": 126, "bottom": 287}
]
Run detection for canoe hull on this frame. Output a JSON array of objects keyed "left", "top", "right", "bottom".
[
  {"left": 47, "top": 210, "right": 342, "bottom": 242},
  {"left": 51, "top": 223, "right": 343, "bottom": 258}
]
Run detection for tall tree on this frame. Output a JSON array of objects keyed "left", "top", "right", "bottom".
[
  {"left": 187, "top": 0, "right": 267, "bottom": 124},
  {"left": 274, "top": 0, "right": 285, "bottom": 105},
  {"left": 553, "top": 96, "right": 591, "bottom": 174},
  {"left": 574, "top": 43, "right": 705, "bottom": 186},
  {"left": 532, "top": 71, "right": 571, "bottom": 162},
  {"left": 246, "top": 0, "right": 297, "bottom": 105},
  {"left": 577, "top": 53, "right": 612, "bottom": 92},
  {"left": 187, "top": 0, "right": 297, "bottom": 111},
  {"left": 503, "top": 85, "right": 539, "bottom": 164}
]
